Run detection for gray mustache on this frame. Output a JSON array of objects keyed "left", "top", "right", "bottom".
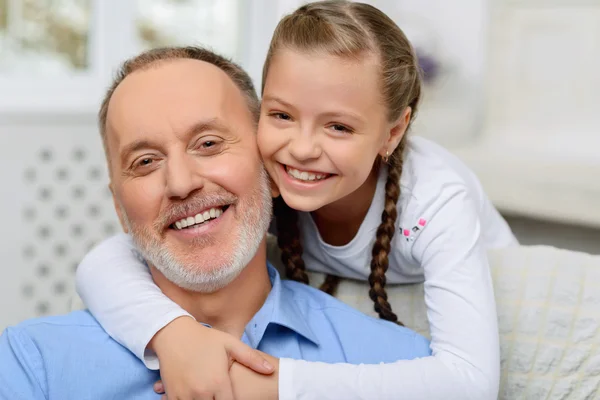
[{"left": 155, "top": 190, "right": 238, "bottom": 229}]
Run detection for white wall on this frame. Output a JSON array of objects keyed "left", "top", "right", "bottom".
[
  {"left": 374, "top": 0, "right": 489, "bottom": 145},
  {"left": 453, "top": 1, "right": 600, "bottom": 228}
]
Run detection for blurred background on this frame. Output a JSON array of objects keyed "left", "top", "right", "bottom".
[{"left": 0, "top": 0, "right": 598, "bottom": 329}]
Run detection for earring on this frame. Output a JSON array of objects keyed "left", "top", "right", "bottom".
[{"left": 383, "top": 150, "right": 390, "bottom": 163}]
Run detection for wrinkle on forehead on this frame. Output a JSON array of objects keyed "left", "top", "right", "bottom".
[{"left": 105, "top": 59, "right": 254, "bottom": 161}]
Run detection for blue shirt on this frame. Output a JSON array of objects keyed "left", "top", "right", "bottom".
[{"left": 0, "top": 265, "right": 431, "bottom": 399}]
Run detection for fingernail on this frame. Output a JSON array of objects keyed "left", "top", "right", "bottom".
[{"left": 263, "top": 360, "right": 274, "bottom": 371}]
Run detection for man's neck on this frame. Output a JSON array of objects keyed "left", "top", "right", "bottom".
[{"left": 150, "top": 239, "right": 271, "bottom": 339}]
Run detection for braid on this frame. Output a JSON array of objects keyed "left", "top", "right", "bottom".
[
  {"left": 273, "top": 196, "right": 341, "bottom": 295},
  {"left": 368, "top": 141, "right": 406, "bottom": 325},
  {"left": 273, "top": 196, "right": 309, "bottom": 284},
  {"left": 319, "top": 274, "right": 341, "bottom": 296},
  {"left": 273, "top": 139, "right": 406, "bottom": 320}
]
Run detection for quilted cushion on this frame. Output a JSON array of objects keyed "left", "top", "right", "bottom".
[{"left": 267, "top": 238, "right": 600, "bottom": 399}]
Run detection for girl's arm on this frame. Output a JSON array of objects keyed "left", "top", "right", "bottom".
[
  {"left": 277, "top": 184, "right": 500, "bottom": 400},
  {"left": 75, "top": 233, "right": 273, "bottom": 399}
]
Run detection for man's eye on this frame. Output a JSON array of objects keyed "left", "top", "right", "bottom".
[
  {"left": 195, "top": 139, "right": 222, "bottom": 153},
  {"left": 136, "top": 158, "right": 153, "bottom": 167},
  {"left": 198, "top": 140, "right": 221, "bottom": 149}
]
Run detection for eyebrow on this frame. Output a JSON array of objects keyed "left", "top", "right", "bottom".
[
  {"left": 261, "top": 95, "right": 296, "bottom": 111},
  {"left": 320, "top": 111, "right": 365, "bottom": 125},
  {"left": 262, "top": 95, "right": 365, "bottom": 125},
  {"left": 119, "top": 118, "right": 231, "bottom": 167}
]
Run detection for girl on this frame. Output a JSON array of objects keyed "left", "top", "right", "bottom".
[{"left": 77, "top": 1, "right": 517, "bottom": 399}]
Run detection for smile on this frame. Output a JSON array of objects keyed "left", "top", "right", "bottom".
[
  {"left": 171, "top": 205, "right": 230, "bottom": 230},
  {"left": 284, "top": 165, "right": 332, "bottom": 182}
]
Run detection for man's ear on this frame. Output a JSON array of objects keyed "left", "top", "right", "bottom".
[
  {"left": 269, "top": 175, "right": 280, "bottom": 198},
  {"left": 380, "top": 107, "right": 411, "bottom": 158},
  {"left": 110, "top": 183, "right": 129, "bottom": 234}
]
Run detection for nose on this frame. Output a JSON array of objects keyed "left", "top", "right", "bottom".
[
  {"left": 164, "top": 154, "right": 204, "bottom": 200},
  {"left": 288, "top": 129, "right": 322, "bottom": 161}
]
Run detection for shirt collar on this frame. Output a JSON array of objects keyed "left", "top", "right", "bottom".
[{"left": 243, "top": 263, "right": 320, "bottom": 348}]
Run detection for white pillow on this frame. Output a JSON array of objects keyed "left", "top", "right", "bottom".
[{"left": 268, "top": 239, "right": 600, "bottom": 400}]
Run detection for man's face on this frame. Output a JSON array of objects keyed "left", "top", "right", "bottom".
[{"left": 105, "top": 59, "right": 272, "bottom": 293}]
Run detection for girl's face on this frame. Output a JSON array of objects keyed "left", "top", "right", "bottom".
[{"left": 258, "top": 49, "right": 406, "bottom": 212}]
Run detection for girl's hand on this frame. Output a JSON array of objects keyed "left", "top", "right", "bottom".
[
  {"left": 155, "top": 354, "right": 280, "bottom": 400},
  {"left": 150, "top": 316, "right": 274, "bottom": 400}
]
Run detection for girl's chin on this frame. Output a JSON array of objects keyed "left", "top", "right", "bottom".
[{"left": 278, "top": 191, "right": 326, "bottom": 213}]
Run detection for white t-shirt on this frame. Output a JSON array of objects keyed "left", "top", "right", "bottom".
[
  {"left": 76, "top": 136, "right": 517, "bottom": 400},
  {"left": 299, "top": 135, "right": 516, "bottom": 284},
  {"left": 280, "top": 136, "right": 517, "bottom": 400}
]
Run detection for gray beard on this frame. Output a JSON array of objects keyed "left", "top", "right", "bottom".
[{"left": 120, "top": 168, "right": 272, "bottom": 293}]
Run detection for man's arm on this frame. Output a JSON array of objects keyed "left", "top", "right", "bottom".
[
  {"left": 230, "top": 352, "right": 279, "bottom": 400},
  {"left": 0, "top": 328, "right": 47, "bottom": 399}
]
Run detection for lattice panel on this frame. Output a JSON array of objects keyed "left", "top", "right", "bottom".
[{"left": 0, "top": 116, "right": 120, "bottom": 329}]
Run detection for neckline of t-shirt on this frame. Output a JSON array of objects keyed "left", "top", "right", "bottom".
[{"left": 301, "top": 165, "right": 388, "bottom": 258}]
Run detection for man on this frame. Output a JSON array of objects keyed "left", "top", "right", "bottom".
[{"left": 0, "top": 47, "right": 430, "bottom": 399}]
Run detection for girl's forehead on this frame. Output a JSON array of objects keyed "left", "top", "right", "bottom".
[
  {"left": 268, "top": 48, "right": 379, "bottom": 74},
  {"left": 265, "top": 50, "right": 379, "bottom": 90},
  {"left": 263, "top": 49, "right": 384, "bottom": 113}
]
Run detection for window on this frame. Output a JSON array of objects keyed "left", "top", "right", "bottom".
[
  {"left": 0, "top": 0, "right": 245, "bottom": 113},
  {"left": 137, "top": 0, "right": 240, "bottom": 58},
  {"left": 0, "top": 0, "right": 92, "bottom": 75}
]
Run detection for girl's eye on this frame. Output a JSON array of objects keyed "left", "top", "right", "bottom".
[
  {"left": 272, "top": 112, "right": 292, "bottom": 121},
  {"left": 330, "top": 124, "right": 352, "bottom": 133}
]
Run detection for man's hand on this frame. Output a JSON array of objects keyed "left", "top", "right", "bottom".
[
  {"left": 230, "top": 352, "right": 279, "bottom": 400},
  {"left": 150, "top": 316, "right": 274, "bottom": 400},
  {"left": 155, "top": 356, "right": 280, "bottom": 400}
]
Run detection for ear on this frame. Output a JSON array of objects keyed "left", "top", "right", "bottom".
[
  {"left": 110, "top": 183, "right": 129, "bottom": 234},
  {"left": 380, "top": 107, "right": 412, "bottom": 158},
  {"left": 269, "top": 175, "right": 280, "bottom": 198}
]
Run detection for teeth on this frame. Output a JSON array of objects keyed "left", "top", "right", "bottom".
[
  {"left": 173, "top": 207, "right": 224, "bottom": 230},
  {"left": 287, "top": 167, "right": 328, "bottom": 181}
]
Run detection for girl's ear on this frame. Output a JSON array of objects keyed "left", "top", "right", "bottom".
[{"left": 380, "top": 107, "right": 411, "bottom": 158}]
